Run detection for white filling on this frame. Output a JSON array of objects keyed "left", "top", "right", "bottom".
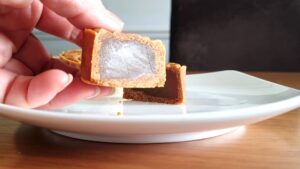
[{"left": 100, "top": 39, "right": 155, "bottom": 79}]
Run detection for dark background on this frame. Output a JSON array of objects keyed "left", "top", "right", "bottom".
[{"left": 170, "top": 0, "right": 300, "bottom": 71}]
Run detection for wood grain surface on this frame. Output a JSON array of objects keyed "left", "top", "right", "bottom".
[{"left": 0, "top": 72, "right": 300, "bottom": 169}]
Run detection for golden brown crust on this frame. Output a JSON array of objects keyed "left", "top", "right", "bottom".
[
  {"left": 167, "top": 63, "right": 187, "bottom": 104},
  {"left": 58, "top": 49, "right": 82, "bottom": 70},
  {"left": 81, "top": 28, "right": 166, "bottom": 88},
  {"left": 123, "top": 63, "right": 187, "bottom": 104},
  {"left": 81, "top": 29, "right": 98, "bottom": 82}
]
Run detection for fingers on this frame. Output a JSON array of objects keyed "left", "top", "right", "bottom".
[
  {"left": 13, "top": 34, "right": 51, "bottom": 74},
  {"left": 1, "top": 68, "right": 113, "bottom": 109},
  {"left": 39, "top": 77, "right": 113, "bottom": 109},
  {"left": 38, "top": 77, "right": 98, "bottom": 109},
  {"left": 41, "top": 0, "right": 124, "bottom": 32},
  {"left": 3, "top": 58, "right": 33, "bottom": 75},
  {"left": 26, "top": 70, "right": 72, "bottom": 108},
  {"left": 0, "top": 32, "right": 15, "bottom": 67},
  {"left": 36, "top": 6, "right": 82, "bottom": 45},
  {"left": 0, "top": 69, "right": 17, "bottom": 103},
  {"left": 42, "top": 58, "right": 78, "bottom": 76},
  {"left": 0, "top": 0, "right": 34, "bottom": 8},
  {"left": 41, "top": 0, "right": 104, "bottom": 18},
  {"left": 3, "top": 69, "right": 72, "bottom": 108},
  {"left": 68, "top": 8, "right": 124, "bottom": 31},
  {"left": 0, "top": 0, "right": 42, "bottom": 49},
  {"left": 0, "top": 0, "right": 41, "bottom": 31}
]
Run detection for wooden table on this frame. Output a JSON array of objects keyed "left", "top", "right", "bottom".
[{"left": 1, "top": 72, "right": 300, "bottom": 169}]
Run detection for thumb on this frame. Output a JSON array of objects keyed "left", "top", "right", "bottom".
[{"left": 4, "top": 69, "right": 72, "bottom": 108}]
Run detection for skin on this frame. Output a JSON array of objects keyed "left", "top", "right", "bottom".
[{"left": 0, "top": 0, "right": 124, "bottom": 109}]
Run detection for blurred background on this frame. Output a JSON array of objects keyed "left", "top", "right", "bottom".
[
  {"left": 34, "top": 0, "right": 300, "bottom": 71},
  {"left": 170, "top": 0, "right": 300, "bottom": 71}
]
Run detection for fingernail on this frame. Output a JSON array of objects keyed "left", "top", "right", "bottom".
[
  {"left": 105, "top": 9, "right": 124, "bottom": 29},
  {"left": 63, "top": 73, "right": 73, "bottom": 88},
  {"left": 87, "top": 87, "right": 101, "bottom": 99},
  {"left": 71, "top": 28, "right": 82, "bottom": 43}
]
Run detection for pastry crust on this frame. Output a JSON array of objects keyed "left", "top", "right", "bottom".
[
  {"left": 59, "top": 49, "right": 82, "bottom": 70},
  {"left": 81, "top": 28, "right": 166, "bottom": 88},
  {"left": 123, "top": 63, "right": 187, "bottom": 104}
]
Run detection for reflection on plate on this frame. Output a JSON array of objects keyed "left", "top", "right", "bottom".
[{"left": 0, "top": 71, "right": 300, "bottom": 143}]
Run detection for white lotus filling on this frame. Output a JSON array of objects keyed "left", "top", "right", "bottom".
[{"left": 99, "top": 39, "right": 155, "bottom": 79}]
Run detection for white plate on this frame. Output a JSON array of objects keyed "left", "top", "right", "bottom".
[{"left": 0, "top": 71, "right": 300, "bottom": 143}]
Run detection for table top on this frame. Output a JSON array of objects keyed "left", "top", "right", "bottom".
[{"left": 1, "top": 72, "right": 300, "bottom": 169}]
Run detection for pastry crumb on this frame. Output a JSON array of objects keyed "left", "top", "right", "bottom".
[{"left": 116, "top": 112, "right": 123, "bottom": 116}]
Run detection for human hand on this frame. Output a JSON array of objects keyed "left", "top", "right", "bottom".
[{"left": 0, "top": 0, "right": 124, "bottom": 109}]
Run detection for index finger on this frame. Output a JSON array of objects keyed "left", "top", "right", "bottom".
[{"left": 41, "top": 0, "right": 124, "bottom": 31}]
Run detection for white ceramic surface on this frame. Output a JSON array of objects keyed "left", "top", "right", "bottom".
[{"left": 0, "top": 71, "right": 300, "bottom": 143}]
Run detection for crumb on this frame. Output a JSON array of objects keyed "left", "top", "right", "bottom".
[{"left": 116, "top": 112, "right": 123, "bottom": 116}]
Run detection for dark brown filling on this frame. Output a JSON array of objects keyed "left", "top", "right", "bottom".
[{"left": 132, "top": 68, "right": 180, "bottom": 99}]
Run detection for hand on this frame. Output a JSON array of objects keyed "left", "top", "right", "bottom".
[{"left": 0, "top": 0, "right": 124, "bottom": 109}]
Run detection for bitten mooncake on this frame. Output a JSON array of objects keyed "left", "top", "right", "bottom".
[{"left": 81, "top": 29, "right": 166, "bottom": 88}]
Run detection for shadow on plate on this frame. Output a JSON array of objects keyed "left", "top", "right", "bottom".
[{"left": 13, "top": 124, "right": 244, "bottom": 149}]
